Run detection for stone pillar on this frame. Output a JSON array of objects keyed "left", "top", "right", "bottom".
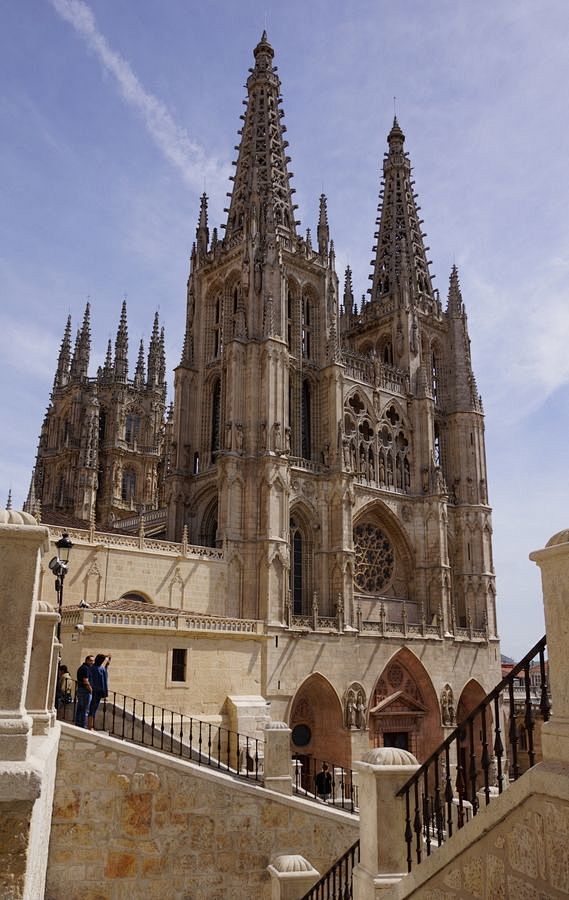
[
  {"left": 352, "top": 747, "right": 420, "bottom": 898},
  {"left": 0, "top": 512, "right": 51, "bottom": 760},
  {"left": 264, "top": 721, "right": 292, "bottom": 795},
  {"left": 530, "top": 528, "right": 569, "bottom": 765},
  {"left": 267, "top": 855, "right": 320, "bottom": 900},
  {"left": 25, "top": 601, "right": 60, "bottom": 735}
]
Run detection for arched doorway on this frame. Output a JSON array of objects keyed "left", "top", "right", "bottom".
[
  {"left": 289, "top": 674, "right": 351, "bottom": 789},
  {"left": 369, "top": 648, "right": 442, "bottom": 762},
  {"left": 456, "top": 679, "right": 492, "bottom": 793}
]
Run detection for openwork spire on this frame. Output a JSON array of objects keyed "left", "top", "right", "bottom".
[
  {"left": 114, "top": 299, "right": 129, "bottom": 382},
  {"left": 70, "top": 302, "right": 91, "bottom": 380},
  {"left": 54, "top": 314, "right": 72, "bottom": 390},
  {"left": 224, "top": 32, "right": 297, "bottom": 242},
  {"left": 369, "top": 119, "right": 435, "bottom": 312},
  {"left": 343, "top": 266, "right": 354, "bottom": 319},
  {"left": 147, "top": 311, "right": 161, "bottom": 387}
]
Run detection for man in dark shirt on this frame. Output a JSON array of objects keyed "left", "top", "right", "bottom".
[
  {"left": 315, "top": 762, "right": 332, "bottom": 801},
  {"left": 74, "top": 655, "right": 94, "bottom": 728}
]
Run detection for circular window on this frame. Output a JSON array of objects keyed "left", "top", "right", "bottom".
[
  {"left": 353, "top": 523, "right": 394, "bottom": 593},
  {"left": 291, "top": 724, "right": 312, "bottom": 747}
]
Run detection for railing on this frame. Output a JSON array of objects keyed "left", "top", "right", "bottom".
[
  {"left": 59, "top": 687, "right": 262, "bottom": 783},
  {"left": 397, "top": 634, "right": 550, "bottom": 873},
  {"left": 300, "top": 840, "right": 360, "bottom": 900},
  {"left": 292, "top": 754, "right": 359, "bottom": 814}
]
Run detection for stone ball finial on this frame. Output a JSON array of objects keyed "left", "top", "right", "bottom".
[
  {"left": 270, "top": 855, "right": 316, "bottom": 873},
  {"left": 546, "top": 528, "right": 569, "bottom": 548},
  {"left": 360, "top": 747, "right": 419, "bottom": 766},
  {"left": 0, "top": 508, "right": 39, "bottom": 526}
]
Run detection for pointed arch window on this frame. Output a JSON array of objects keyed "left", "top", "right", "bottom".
[
  {"left": 301, "top": 294, "right": 311, "bottom": 359},
  {"left": 122, "top": 470, "right": 136, "bottom": 502},
  {"left": 301, "top": 379, "right": 311, "bottom": 460},
  {"left": 98, "top": 408, "right": 107, "bottom": 444},
  {"left": 382, "top": 341, "right": 393, "bottom": 366},
  {"left": 211, "top": 380, "right": 221, "bottom": 462},
  {"left": 290, "top": 516, "right": 313, "bottom": 615},
  {"left": 213, "top": 296, "right": 223, "bottom": 358},
  {"left": 434, "top": 422, "right": 442, "bottom": 466},
  {"left": 125, "top": 414, "right": 140, "bottom": 446}
]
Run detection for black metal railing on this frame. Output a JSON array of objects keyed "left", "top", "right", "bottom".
[
  {"left": 58, "top": 687, "right": 262, "bottom": 782},
  {"left": 300, "top": 839, "right": 360, "bottom": 900},
  {"left": 397, "top": 634, "right": 550, "bottom": 872},
  {"left": 292, "top": 754, "right": 359, "bottom": 814}
]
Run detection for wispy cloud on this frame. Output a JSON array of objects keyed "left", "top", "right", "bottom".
[{"left": 50, "top": 0, "right": 229, "bottom": 194}]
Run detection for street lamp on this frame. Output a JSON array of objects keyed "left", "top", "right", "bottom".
[{"left": 48, "top": 532, "right": 73, "bottom": 643}]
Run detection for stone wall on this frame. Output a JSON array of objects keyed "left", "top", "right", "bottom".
[
  {"left": 385, "top": 760, "right": 569, "bottom": 900},
  {"left": 46, "top": 725, "right": 359, "bottom": 900}
]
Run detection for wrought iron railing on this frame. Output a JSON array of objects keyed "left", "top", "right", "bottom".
[
  {"left": 58, "top": 686, "right": 262, "bottom": 782},
  {"left": 300, "top": 839, "right": 360, "bottom": 899},
  {"left": 292, "top": 754, "right": 359, "bottom": 814},
  {"left": 397, "top": 634, "right": 550, "bottom": 872}
]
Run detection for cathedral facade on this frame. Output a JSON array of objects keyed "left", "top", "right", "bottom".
[{"left": 33, "top": 33, "right": 500, "bottom": 771}]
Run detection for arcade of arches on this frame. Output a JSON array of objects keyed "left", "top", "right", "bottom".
[{"left": 289, "top": 650, "right": 450, "bottom": 770}]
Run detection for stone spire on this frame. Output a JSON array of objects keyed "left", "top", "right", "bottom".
[
  {"left": 317, "top": 193, "right": 329, "bottom": 256},
  {"left": 159, "top": 326, "right": 166, "bottom": 387},
  {"left": 6, "top": 489, "right": 12, "bottom": 510},
  {"left": 369, "top": 118, "right": 435, "bottom": 311},
  {"left": 102, "top": 338, "right": 113, "bottom": 379},
  {"left": 196, "top": 193, "right": 209, "bottom": 257},
  {"left": 70, "top": 302, "right": 91, "bottom": 380},
  {"left": 147, "top": 312, "right": 161, "bottom": 388},
  {"left": 445, "top": 265, "right": 481, "bottom": 412},
  {"left": 343, "top": 266, "right": 354, "bottom": 322},
  {"left": 134, "top": 339, "right": 145, "bottom": 387},
  {"left": 114, "top": 299, "right": 129, "bottom": 382},
  {"left": 224, "top": 31, "right": 297, "bottom": 242},
  {"left": 54, "top": 315, "right": 72, "bottom": 390},
  {"left": 447, "top": 264, "right": 463, "bottom": 316},
  {"left": 23, "top": 470, "right": 36, "bottom": 514}
]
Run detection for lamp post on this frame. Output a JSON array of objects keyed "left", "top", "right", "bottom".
[{"left": 48, "top": 532, "right": 73, "bottom": 643}]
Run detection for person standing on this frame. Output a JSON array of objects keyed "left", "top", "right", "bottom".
[
  {"left": 315, "top": 762, "right": 332, "bottom": 801},
  {"left": 75, "top": 655, "right": 94, "bottom": 728},
  {"left": 88, "top": 654, "right": 109, "bottom": 730}
]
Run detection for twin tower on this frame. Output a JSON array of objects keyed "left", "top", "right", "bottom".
[{"left": 33, "top": 32, "right": 496, "bottom": 639}]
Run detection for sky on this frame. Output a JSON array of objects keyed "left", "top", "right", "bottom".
[{"left": 1, "top": 0, "right": 568, "bottom": 659}]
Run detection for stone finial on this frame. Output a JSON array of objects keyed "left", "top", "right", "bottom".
[
  {"left": 270, "top": 855, "right": 316, "bottom": 874},
  {"left": 0, "top": 508, "right": 40, "bottom": 526},
  {"left": 360, "top": 747, "right": 418, "bottom": 766}
]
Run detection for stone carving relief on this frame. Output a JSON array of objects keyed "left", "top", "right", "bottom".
[{"left": 440, "top": 684, "right": 455, "bottom": 726}]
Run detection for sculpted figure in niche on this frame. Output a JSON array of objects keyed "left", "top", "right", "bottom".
[
  {"left": 272, "top": 422, "right": 282, "bottom": 452},
  {"left": 284, "top": 427, "right": 291, "bottom": 453},
  {"left": 259, "top": 421, "right": 267, "bottom": 451},
  {"left": 346, "top": 691, "right": 357, "bottom": 728},
  {"left": 225, "top": 422, "right": 233, "bottom": 450},
  {"left": 342, "top": 438, "right": 351, "bottom": 470},
  {"left": 356, "top": 691, "right": 366, "bottom": 730},
  {"left": 235, "top": 423, "right": 244, "bottom": 452},
  {"left": 322, "top": 441, "right": 330, "bottom": 467}
]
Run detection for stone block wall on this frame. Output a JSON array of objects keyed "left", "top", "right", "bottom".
[
  {"left": 404, "top": 791, "right": 569, "bottom": 899},
  {"left": 46, "top": 725, "right": 358, "bottom": 900}
]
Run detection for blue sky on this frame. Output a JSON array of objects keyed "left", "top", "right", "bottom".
[{"left": 1, "top": 0, "right": 568, "bottom": 658}]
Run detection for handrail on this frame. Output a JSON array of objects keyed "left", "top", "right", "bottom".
[
  {"left": 396, "top": 634, "right": 550, "bottom": 873},
  {"left": 59, "top": 685, "right": 262, "bottom": 783},
  {"left": 300, "top": 839, "right": 360, "bottom": 899},
  {"left": 292, "top": 754, "right": 359, "bottom": 814}
]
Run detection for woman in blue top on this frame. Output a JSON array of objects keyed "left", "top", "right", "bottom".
[{"left": 88, "top": 653, "right": 109, "bottom": 730}]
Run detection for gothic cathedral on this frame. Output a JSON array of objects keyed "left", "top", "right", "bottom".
[{"left": 31, "top": 33, "right": 500, "bottom": 768}]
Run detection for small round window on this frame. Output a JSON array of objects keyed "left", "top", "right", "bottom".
[{"left": 291, "top": 724, "right": 312, "bottom": 747}]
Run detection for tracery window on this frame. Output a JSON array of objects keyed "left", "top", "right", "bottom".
[
  {"left": 301, "top": 294, "right": 311, "bottom": 359},
  {"left": 353, "top": 523, "right": 394, "bottom": 594},
  {"left": 290, "top": 516, "right": 313, "bottom": 615},
  {"left": 301, "top": 380, "right": 311, "bottom": 460},
  {"left": 211, "top": 380, "right": 221, "bottom": 462},
  {"left": 125, "top": 414, "right": 140, "bottom": 446},
  {"left": 213, "top": 296, "right": 223, "bottom": 358},
  {"left": 122, "top": 470, "right": 136, "bottom": 502},
  {"left": 342, "top": 395, "right": 411, "bottom": 492}
]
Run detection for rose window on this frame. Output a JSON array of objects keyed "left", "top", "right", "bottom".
[{"left": 353, "top": 523, "right": 394, "bottom": 593}]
